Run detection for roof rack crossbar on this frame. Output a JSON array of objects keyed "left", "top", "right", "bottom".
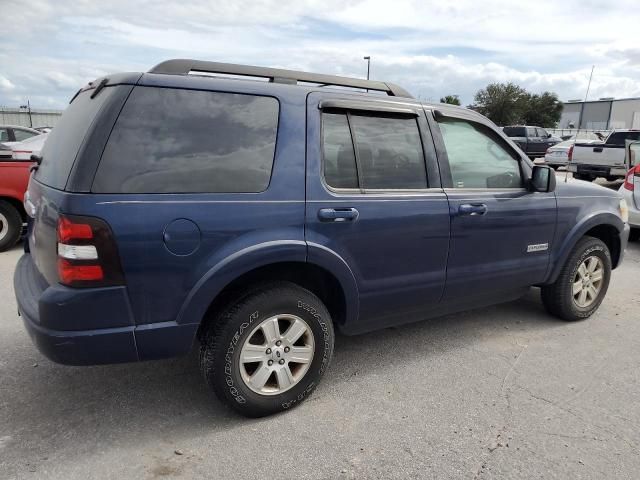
[{"left": 148, "top": 59, "right": 413, "bottom": 98}]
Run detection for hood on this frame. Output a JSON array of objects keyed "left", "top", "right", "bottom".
[{"left": 555, "top": 175, "right": 620, "bottom": 199}]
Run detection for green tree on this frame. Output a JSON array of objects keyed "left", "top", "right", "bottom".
[
  {"left": 522, "top": 92, "right": 563, "bottom": 127},
  {"left": 440, "top": 95, "right": 461, "bottom": 106},
  {"left": 471, "top": 82, "right": 563, "bottom": 127},
  {"left": 471, "top": 82, "right": 528, "bottom": 126}
]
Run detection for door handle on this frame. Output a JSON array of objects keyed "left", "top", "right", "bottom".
[
  {"left": 318, "top": 208, "right": 359, "bottom": 222},
  {"left": 458, "top": 203, "right": 488, "bottom": 216},
  {"left": 593, "top": 147, "right": 603, "bottom": 153}
]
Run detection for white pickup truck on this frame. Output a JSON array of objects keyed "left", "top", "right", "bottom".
[{"left": 568, "top": 129, "right": 640, "bottom": 181}]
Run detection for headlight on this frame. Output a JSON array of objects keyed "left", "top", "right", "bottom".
[{"left": 619, "top": 198, "right": 629, "bottom": 223}]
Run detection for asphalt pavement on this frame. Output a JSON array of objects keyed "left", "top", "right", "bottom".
[{"left": 1, "top": 240, "right": 639, "bottom": 480}]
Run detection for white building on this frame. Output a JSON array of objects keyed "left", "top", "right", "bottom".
[{"left": 559, "top": 97, "right": 640, "bottom": 130}]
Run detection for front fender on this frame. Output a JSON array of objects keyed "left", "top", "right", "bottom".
[{"left": 547, "top": 212, "right": 624, "bottom": 284}]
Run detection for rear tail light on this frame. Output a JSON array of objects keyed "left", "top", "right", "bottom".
[
  {"left": 623, "top": 165, "right": 640, "bottom": 192},
  {"left": 56, "top": 214, "right": 124, "bottom": 287},
  {"left": 567, "top": 144, "right": 574, "bottom": 161}
]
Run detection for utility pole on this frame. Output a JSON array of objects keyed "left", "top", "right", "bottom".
[
  {"left": 20, "top": 100, "right": 33, "bottom": 127},
  {"left": 363, "top": 56, "right": 371, "bottom": 80}
]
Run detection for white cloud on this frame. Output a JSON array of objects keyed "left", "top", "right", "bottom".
[{"left": 1, "top": 0, "right": 639, "bottom": 108}]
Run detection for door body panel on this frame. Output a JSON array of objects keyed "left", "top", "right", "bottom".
[
  {"left": 305, "top": 92, "right": 450, "bottom": 331},
  {"left": 443, "top": 190, "right": 556, "bottom": 301}
]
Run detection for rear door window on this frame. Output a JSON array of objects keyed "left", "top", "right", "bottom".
[
  {"left": 92, "top": 87, "right": 280, "bottom": 194},
  {"left": 503, "top": 127, "right": 526, "bottom": 137},
  {"left": 13, "top": 129, "right": 38, "bottom": 142},
  {"left": 322, "top": 111, "right": 428, "bottom": 190}
]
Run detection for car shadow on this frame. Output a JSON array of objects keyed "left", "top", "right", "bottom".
[{"left": 2, "top": 287, "right": 565, "bottom": 466}]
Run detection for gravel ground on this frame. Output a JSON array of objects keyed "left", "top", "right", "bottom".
[{"left": 1, "top": 239, "right": 639, "bottom": 480}]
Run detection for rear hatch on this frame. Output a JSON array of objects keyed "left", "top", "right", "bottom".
[{"left": 27, "top": 77, "right": 138, "bottom": 285}]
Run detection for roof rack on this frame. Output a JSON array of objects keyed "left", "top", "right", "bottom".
[{"left": 149, "top": 59, "right": 413, "bottom": 99}]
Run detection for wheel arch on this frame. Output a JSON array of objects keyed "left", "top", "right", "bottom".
[
  {"left": 175, "top": 241, "right": 358, "bottom": 345},
  {"left": 547, "top": 212, "right": 624, "bottom": 284}
]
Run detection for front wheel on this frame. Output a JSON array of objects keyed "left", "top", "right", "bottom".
[
  {"left": 541, "top": 236, "right": 612, "bottom": 321},
  {"left": 199, "top": 282, "right": 335, "bottom": 417}
]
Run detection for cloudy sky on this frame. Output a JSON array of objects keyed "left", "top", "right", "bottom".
[{"left": 2, "top": 0, "right": 640, "bottom": 109}]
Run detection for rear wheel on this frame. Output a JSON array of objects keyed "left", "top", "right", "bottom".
[
  {"left": 0, "top": 200, "right": 22, "bottom": 252},
  {"left": 199, "top": 282, "right": 335, "bottom": 417},
  {"left": 541, "top": 236, "right": 611, "bottom": 321}
]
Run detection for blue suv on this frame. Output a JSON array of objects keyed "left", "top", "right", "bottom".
[{"left": 14, "top": 60, "right": 630, "bottom": 416}]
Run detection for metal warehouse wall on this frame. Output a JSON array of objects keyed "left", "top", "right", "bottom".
[
  {"left": 609, "top": 99, "right": 640, "bottom": 129},
  {"left": 579, "top": 101, "right": 612, "bottom": 129},
  {"left": 0, "top": 108, "right": 63, "bottom": 128},
  {"left": 559, "top": 103, "right": 581, "bottom": 128}
]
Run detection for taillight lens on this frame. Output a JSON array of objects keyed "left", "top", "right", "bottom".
[
  {"left": 567, "top": 145, "right": 574, "bottom": 161},
  {"left": 56, "top": 214, "right": 124, "bottom": 288},
  {"left": 623, "top": 165, "right": 640, "bottom": 191}
]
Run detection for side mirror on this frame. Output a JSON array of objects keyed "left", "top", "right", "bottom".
[
  {"left": 547, "top": 133, "right": 552, "bottom": 138},
  {"left": 530, "top": 165, "right": 556, "bottom": 193}
]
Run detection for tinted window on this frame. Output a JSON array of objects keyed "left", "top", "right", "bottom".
[
  {"left": 0, "top": 129, "right": 8, "bottom": 142},
  {"left": 93, "top": 87, "right": 279, "bottom": 194},
  {"left": 322, "top": 113, "right": 358, "bottom": 189},
  {"left": 439, "top": 119, "right": 522, "bottom": 189},
  {"left": 13, "top": 129, "right": 38, "bottom": 142},
  {"left": 36, "top": 87, "right": 115, "bottom": 189},
  {"left": 606, "top": 131, "right": 640, "bottom": 146},
  {"left": 526, "top": 127, "right": 537, "bottom": 137},
  {"left": 351, "top": 114, "right": 427, "bottom": 189},
  {"left": 503, "top": 127, "right": 525, "bottom": 137},
  {"left": 321, "top": 111, "right": 428, "bottom": 190}
]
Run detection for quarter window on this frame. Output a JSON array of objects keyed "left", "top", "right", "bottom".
[
  {"left": 322, "top": 111, "right": 427, "bottom": 190},
  {"left": 439, "top": 118, "right": 523, "bottom": 189},
  {"left": 93, "top": 87, "right": 279, "bottom": 194}
]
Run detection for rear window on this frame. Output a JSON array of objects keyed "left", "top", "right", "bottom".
[
  {"left": 35, "top": 88, "right": 114, "bottom": 189},
  {"left": 503, "top": 127, "right": 526, "bottom": 137},
  {"left": 606, "top": 131, "right": 640, "bottom": 146},
  {"left": 92, "top": 87, "right": 279, "bottom": 194}
]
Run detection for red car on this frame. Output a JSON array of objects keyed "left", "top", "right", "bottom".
[{"left": 0, "top": 147, "right": 32, "bottom": 251}]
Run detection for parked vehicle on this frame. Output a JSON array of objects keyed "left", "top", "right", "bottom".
[
  {"left": 0, "top": 141, "right": 39, "bottom": 251},
  {"left": 544, "top": 134, "right": 601, "bottom": 169},
  {"left": 568, "top": 129, "right": 640, "bottom": 181},
  {"left": 619, "top": 142, "right": 640, "bottom": 241},
  {"left": 0, "top": 125, "right": 41, "bottom": 145},
  {"left": 14, "top": 60, "right": 630, "bottom": 417},
  {"left": 503, "top": 125, "right": 561, "bottom": 158},
  {"left": 9, "top": 133, "right": 48, "bottom": 161}
]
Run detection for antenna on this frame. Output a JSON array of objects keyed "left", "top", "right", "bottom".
[{"left": 566, "top": 65, "right": 595, "bottom": 183}]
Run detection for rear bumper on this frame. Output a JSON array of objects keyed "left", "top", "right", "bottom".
[
  {"left": 568, "top": 164, "right": 627, "bottom": 178},
  {"left": 14, "top": 254, "right": 198, "bottom": 366}
]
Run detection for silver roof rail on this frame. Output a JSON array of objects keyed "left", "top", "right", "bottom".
[{"left": 149, "top": 59, "right": 413, "bottom": 98}]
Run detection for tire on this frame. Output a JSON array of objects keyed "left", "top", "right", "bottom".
[
  {"left": 199, "top": 282, "right": 335, "bottom": 417},
  {"left": 0, "top": 200, "right": 22, "bottom": 252},
  {"left": 629, "top": 228, "right": 640, "bottom": 242},
  {"left": 541, "top": 236, "right": 612, "bottom": 321}
]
